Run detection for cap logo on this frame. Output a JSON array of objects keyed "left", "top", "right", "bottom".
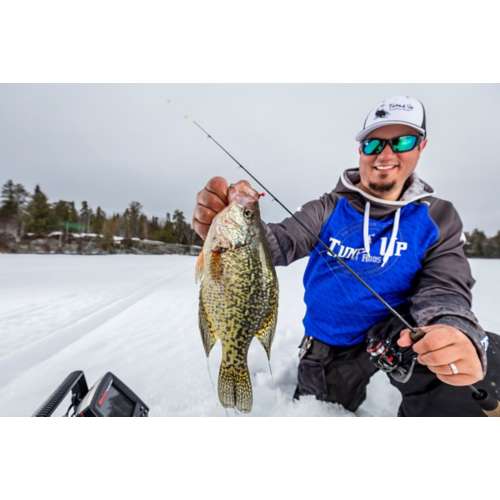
[
  {"left": 388, "top": 103, "right": 414, "bottom": 112},
  {"left": 374, "top": 108, "right": 388, "bottom": 118}
]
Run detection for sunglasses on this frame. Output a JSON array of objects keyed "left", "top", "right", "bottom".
[{"left": 361, "top": 134, "right": 422, "bottom": 156}]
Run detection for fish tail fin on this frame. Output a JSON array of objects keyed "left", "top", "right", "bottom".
[{"left": 218, "top": 360, "right": 253, "bottom": 413}]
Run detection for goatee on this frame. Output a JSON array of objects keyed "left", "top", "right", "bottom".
[{"left": 368, "top": 181, "right": 396, "bottom": 193}]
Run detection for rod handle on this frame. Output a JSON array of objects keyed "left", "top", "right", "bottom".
[{"left": 472, "top": 388, "right": 500, "bottom": 417}]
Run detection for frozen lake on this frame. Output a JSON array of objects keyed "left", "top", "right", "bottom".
[{"left": 0, "top": 254, "right": 498, "bottom": 416}]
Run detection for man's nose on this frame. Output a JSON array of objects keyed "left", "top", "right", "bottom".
[{"left": 377, "top": 143, "right": 397, "bottom": 161}]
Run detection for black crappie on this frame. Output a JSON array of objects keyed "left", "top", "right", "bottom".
[{"left": 196, "top": 185, "right": 279, "bottom": 413}]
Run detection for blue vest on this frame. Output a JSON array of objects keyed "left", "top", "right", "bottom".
[{"left": 302, "top": 197, "right": 439, "bottom": 346}]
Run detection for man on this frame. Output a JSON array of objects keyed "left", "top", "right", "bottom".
[{"left": 193, "top": 95, "right": 488, "bottom": 416}]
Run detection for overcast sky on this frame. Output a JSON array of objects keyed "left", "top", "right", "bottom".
[{"left": 0, "top": 84, "right": 499, "bottom": 234}]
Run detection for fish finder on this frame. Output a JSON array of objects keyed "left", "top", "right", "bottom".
[{"left": 33, "top": 371, "right": 149, "bottom": 417}]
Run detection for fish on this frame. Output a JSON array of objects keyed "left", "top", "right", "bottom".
[{"left": 195, "top": 184, "right": 279, "bottom": 413}]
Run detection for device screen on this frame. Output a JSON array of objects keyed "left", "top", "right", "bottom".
[{"left": 99, "top": 384, "right": 135, "bottom": 417}]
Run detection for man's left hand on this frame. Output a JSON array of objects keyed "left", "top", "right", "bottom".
[{"left": 398, "top": 324, "right": 484, "bottom": 386}]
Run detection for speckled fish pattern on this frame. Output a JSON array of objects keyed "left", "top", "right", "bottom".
[{"left": 197, "top": 198, "right": 279, "bottom": 413}]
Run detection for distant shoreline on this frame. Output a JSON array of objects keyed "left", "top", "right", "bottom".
[{"left": 0, "top": 238, "right": 201, "bottom": 257}]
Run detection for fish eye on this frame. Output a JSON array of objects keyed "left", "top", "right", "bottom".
[{"left": 243, "top": 208, "right": 253, "bottom": 219}]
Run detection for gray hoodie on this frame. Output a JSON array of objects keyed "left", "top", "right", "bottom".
[{"left": 263, "top": 168, "right": 488, "bottom": 372}]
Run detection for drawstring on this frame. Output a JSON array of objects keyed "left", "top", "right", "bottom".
[
  {"left": 381, "top": 208, "right": 401, "bottom": 268},
  {"left": 363, "top": 201, "right": 401, "bottom": 267},
  {"left": 363, "top": 201, "right": 371, "bottom": 255}
]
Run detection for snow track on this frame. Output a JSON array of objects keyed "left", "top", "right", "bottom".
[{"left": 0, "top": 271, "right": 183, "bottom": 388}]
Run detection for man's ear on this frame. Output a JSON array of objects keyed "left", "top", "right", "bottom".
[{"left": 419, "top": 138, "right": 428, "bottom": 152}]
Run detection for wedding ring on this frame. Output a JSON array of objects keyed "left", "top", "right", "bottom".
[{"left": 449, "top": 362, "right": 459, "bottom": 375}]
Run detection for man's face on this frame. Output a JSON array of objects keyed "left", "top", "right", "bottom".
[{"left": 358, "top": 124, "right": 427, "bottom": 200}]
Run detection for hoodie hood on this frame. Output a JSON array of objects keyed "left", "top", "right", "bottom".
[{"left": 334, "top": 168, "right": 436, "bottom": 267}]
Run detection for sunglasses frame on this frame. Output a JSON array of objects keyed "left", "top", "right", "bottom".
[{"left": 361, "top": 134, "right": 422, "bottom": 156}]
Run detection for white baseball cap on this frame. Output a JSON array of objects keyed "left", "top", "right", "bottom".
[{"left": 355, "top": 95, "right": 427, "bottom": 142}]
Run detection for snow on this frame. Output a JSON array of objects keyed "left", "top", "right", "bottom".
[{"left": 0, "top": 254, "right": 498, "bottom": 417}]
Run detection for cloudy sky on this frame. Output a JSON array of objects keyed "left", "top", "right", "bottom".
[{"left": 1, "top": 84, "right": 499, "bottom": 234}]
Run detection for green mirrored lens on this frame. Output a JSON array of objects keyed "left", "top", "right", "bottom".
[
  {"left": 393, "top": 135, "right": 417, "bottom": 152},
  {"left": 363, "top": 139, "right": 382, "bottom": 155}
]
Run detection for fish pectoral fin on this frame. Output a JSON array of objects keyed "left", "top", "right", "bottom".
[
  {"left": 255, "top": 311, "right": 277, "bottom": 361},
  {"left": 199, "top": 296, "right": 217, "bottom": 357},
  {"left": 195, "top": 252, "right": 204, "bottom": 283},
  {"left": 209, "top": 250, "right": 223, "bottom": 281}
]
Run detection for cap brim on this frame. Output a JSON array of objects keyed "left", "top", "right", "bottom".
[{"left": 355, "top": 121, "right": 426, "bottom": 142}]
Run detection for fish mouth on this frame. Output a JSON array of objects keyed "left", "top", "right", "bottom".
[{"left": 228, "top": 185, "right": 260, "bottom": 208}]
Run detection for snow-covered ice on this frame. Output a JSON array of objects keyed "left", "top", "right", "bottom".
[{"left": 0, "top": 254, "right": 498, "bottom": 417}]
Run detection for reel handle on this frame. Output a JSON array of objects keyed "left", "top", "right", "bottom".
[{"left": 409, "top": 327, "right": 426, "bottom": 343}]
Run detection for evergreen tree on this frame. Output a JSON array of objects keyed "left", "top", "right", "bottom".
[
  {"left": 0, "top": 180, "right": 29, "bottom": 236},
  {"left": 484, "top": 231, "right": 500, "bottom": 258},
  {"left": 91, "top": 206, "right": 106, "bottom": 234},
  {"left": 139, "top": 214, "right": 148, "bottom": 239},
  {"left": 122, "top": 208, "right": 131, "bottom": 239},
  {"left": 101, "top": 217, "right": 119, "bottom": 252},
  {"left": 127, "top": 201, "right": 142, "bottom": 238},
  {"left": 149, "top": 216, "right": 162, "bottom": 240},
  {"left": 79, "top": 201, "right": 93, "bottom": 233},
  {"left": 68, "top": 202, "right": 78, "bottom": 224},
  {"left": 26, "top": 185, "right": 51, "bottom": 235},
  {"left": 160, "top": 212, "right": 176, "bottom": 242},
  {"left": 492, "top": 231, "right": 500, "bottom": 258},
  {"left": 173, "top": 209, "right": 189, "bottom": 244},
  {"left": 51, "top": 200, "right": 71, "bottom": 230},
  {"left": 50, "top": 200, "right": 81, "bottom": 234},
  {"left": 467, "top": 229, "right": 488, "bottom": 257},
  {"left": 0, "top": 180, "right": 18, "bottom": 218}
]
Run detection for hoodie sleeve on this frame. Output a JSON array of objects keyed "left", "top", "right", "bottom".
[
  {"left": 262, "top": 193, "right": 337, "bottom": 267},
  {"left": 410, "top": 199, "right": 488, "bottom": 374}
]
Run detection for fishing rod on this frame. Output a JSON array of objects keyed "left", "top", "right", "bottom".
[
  {"left": 192, "top": 120, "right": 417, "bottom": 335},
  {"left": 191, "top": 118, "right": 500, "bottom": 417}
]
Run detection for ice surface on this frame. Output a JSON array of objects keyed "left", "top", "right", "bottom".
[{"left": 0, "top": 255, "right": 497, "bottom": 416}]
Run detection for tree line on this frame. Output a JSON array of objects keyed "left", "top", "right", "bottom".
[
  {"left": 463, "top": 229, "right": 500, "bottom": 258},
  {"left": 0, "top": 179, "right": 202, "bottom": 247},
  {"left": 2, "top": 179, "right": 500, "bottom": 258}
]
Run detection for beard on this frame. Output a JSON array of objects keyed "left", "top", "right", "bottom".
[{"left": 368, "top": 180, "right": 396, "bottom": 193}]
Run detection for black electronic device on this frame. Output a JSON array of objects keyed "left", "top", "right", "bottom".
[
  {"left": 33, "top": 371, "right": 149, "bottom": 417},
  {"left": 75, "top": 372, "right": 148, "bottom": 417}
]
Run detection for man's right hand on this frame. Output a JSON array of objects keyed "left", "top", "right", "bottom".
[{"left": 193, "top": 176, "right": 229, "bottom": 240}]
